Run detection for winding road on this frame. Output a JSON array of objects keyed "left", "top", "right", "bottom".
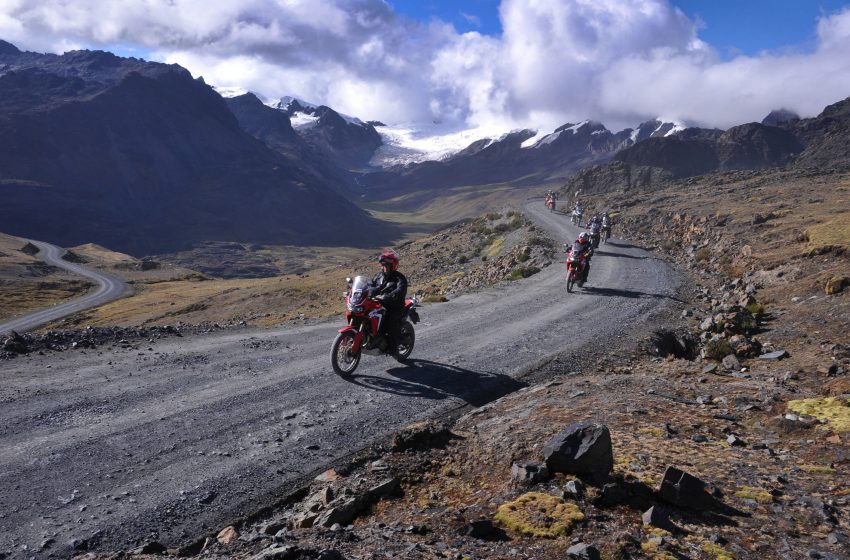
[
  {"left": 0, "top": 240, "right": 132, "bottom": 334},
  {"left": 0, "top": 202, "right": 679, "bottom": 558}
]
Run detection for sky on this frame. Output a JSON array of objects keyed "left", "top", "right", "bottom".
[{"left": 2, "top": 0, "right": 850, "bottom": 133}]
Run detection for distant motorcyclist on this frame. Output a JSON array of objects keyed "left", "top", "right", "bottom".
[
  {"left": 372, "top": 249, "right": 408, "bottom": 355},
  {"left": 567, "top": 232, "right": 593, "bottom": 282},
  {"left": 587, "top": 215, "right": 602, "bottom": 235},
  {"left": 601, "top": 212, "right": 612, "bottom": 240}
]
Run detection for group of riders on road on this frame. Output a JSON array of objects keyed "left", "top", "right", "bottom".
[
  {"left": 332, "top": 194, "right": 615, "bottom": 372},
  {"left": 548, "top": 192, "right": 613, "bottom": 288}
]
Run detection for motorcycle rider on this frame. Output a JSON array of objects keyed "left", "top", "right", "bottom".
[
  {"left": 587, "top": 215, "right": 602, "bottom": 240},
  {"left": 567, "top": 232, "right": 593, "bottom": 282},
  {"left": 602, "top": 212, "right": 612, "bottom": 238},
  {"left": 372, "top": 249, "right": 408, "bottom": 355}
]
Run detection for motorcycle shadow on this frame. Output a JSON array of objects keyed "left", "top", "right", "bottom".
[
  {"left": 593, "top": 249, "right": 647, "bottom": 259},
  {"left": 583, "top": 286, "right": 685, "bottom": 303},
  {"left": 604, "top": 240, "right": 638, "bottom": 249},
  {"left": 339, "top": 359, "right": 527, "bottom": 407}
]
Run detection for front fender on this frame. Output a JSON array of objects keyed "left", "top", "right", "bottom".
[{"left": 337, "top": 325, "right": 364, "bottom": 353}]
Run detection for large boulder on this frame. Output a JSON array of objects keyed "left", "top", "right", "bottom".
[
  {"left": 658, "top": 467, "right": 723, "bottom": 511},
  {"left": 543, "top": 422, "right": 614, "bottom": 476}
]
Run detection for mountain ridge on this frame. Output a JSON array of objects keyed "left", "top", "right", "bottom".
[{"left": 0, "top": 41, "right": 392, "bottom": 255}]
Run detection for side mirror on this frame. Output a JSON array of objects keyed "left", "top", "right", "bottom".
[{"left": 345, "top": 277, "right": 352, "bottom": 285}]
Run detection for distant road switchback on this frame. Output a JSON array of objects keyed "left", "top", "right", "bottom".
[
  {"left": 0, "top": 240, "right": 132, "bottom": 335},
  {"left": 0, "top": 203, "right": 679, "bottom": 557}
]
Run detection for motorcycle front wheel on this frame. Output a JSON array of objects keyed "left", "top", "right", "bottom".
[
  {"left": 395, "top": 320, "right": 415, "bottom": 361},
  {"left": 566, "top": 270, "right": 576, "bottom": 292},
  {"left": 331, "top": 332, "right": 360, "bottom": 375}
]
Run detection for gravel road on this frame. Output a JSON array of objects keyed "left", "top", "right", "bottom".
[
  {"left": 0, "top": 202, "right": 679, "bottom": 558},
  {"left": 0, "top": 240, "right": 131, "bottom": 334}
]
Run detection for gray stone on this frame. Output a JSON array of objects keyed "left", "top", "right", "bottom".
[
  {"left": 642, "top": 506, "right": 676, "bottom": 531},
  {"left": 249, "top": 545, "right": 301, "bottom": 560},
  {"left": 566, "top": 543, "right": 601, "bottom": 560},
  {"left": 659, "top": 467, "right": 723, "bottom": 511},
  {"left": 511, "top": 461, "right": 549, "bottom": 485},
  {"left": 543, "top": 422, "right": 614, "bottom": 476},
  {"left": 727, "top": 435, "right": 746, "bottom": 447},
  {"left": 722, "top": 354, "right": 741, "bottom": 370},
  {"left": 702, "top": 364, "right": 718, "bottom": 374},
  {"left": 317, "top": 497, "right": 364, "bottom": 527},
  {"left": 759, "top": 349, "right": 789, "bottom": 360},
  {"left": 367, "top": 477, "right": 400, "bottom": 500},
  {"left": 563, "top": 479, "right": 586, "bottom": 499}
]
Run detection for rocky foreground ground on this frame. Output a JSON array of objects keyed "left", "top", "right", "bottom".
[{"left": 5, "top": 170, "right": 850, "bottom": 559}]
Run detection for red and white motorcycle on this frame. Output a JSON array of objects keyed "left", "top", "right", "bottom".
[
  {"left": 330, "top": 275, "right": 420, "bottom": 375},
  {"left": 565, "top": 249, "right": 589, "bottom": 293}
]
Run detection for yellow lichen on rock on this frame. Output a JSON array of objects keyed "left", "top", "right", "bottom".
[
  {"left": 702, "top": 540, "right": 735, "bottom": 560},
  {"left": 494, "top": 492, "right": 584, "bottom": 538},
  {"left": 734, "top": 486, "right": 773, "bottom": 503},
  {"left": 787, "top": 397, "right": 850, "bottom": 432}
]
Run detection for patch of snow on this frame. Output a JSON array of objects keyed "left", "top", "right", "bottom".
[
  {"left": 629, "top": 128, "right": 640, "bottom": 143},
  {"left": 369, "top": 122, "right": 507, "bottom": 167},
  {"left": 664, "top": 122, "right": 686, "bottom": 136},
  {"left": 289, "top": 112, "right": 319, "bottom": 130},
  {"left": 214, "top": 85, "right": 250, "bottom": 98},
  {"left": 591, "top": 129, "right": 606, "bottom": 135},
  {"left": 522, "top": 130, "right": 563, "bottom": 148},
  {"left": 279, "top": 95, "right": 319, "bottom": 111},
  {"left": 567, "top": 120, "right": 589, "bottom": 134},
  {"left": 520, "top": 130, "right": 546, "bottom": 148}
]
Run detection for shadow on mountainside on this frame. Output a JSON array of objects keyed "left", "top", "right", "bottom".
[{"left": 340, "top": 359, "right": 527, "bottom": 407}]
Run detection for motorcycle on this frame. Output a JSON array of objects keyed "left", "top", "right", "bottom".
[
  {"left": 565, "top": 249, "right": 588, "bottom": 293},
  {"left": 589, "top": 229, "right": 601, "bottom": 249},
  {"left": 330, "top": 275, "right": 420, "bottom": 376},
  {"left": 571, "top": 209, "right": 583, "bottom": 225},
  {"left": 602, "top": 225, "right": 611, "bottom": 244},
  {"left": 546, "top": 197, "right": 556, "bottom": 212}
]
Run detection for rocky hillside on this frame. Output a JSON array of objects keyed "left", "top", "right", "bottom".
[
  {"left": 360, "top": 119, "right": 683, "bottom": 197},
  {"left": 0, "top": 41, "right": 391, "bottom": 255},
  {"left": 278, "top": 97, "right": 383, "bottom": 170},
  {"left": 565, "top": 96, "right": 850, "bottom": 194},
  {"left": 61, "top": 166, "right": 850, "bottom": 560}
]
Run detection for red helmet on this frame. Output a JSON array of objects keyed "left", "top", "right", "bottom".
[{"left": 378, "top": 248, "right": 399, "bottom": 271}]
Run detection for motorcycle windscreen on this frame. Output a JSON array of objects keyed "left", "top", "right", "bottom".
[{"left": 349, "top": 275, "right": 371, "bottom": 305}]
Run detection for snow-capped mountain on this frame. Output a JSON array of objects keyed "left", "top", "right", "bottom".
[{"left": 272, "top": 96, "right": 382, "bottom": 169}]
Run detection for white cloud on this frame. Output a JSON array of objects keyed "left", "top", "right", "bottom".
[{"left": 2, "top": 0, "right": 850, "bottom": 132}]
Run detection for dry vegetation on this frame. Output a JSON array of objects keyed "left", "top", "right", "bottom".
[
  {"left": 0, "top": 233, "right": 93, "bottom": 321},
  {"left": 191, "top": 167, "right": 849, "bottom": 560},
  {"left": 31, "top": 210, "right": 555, "bottom": 330}
]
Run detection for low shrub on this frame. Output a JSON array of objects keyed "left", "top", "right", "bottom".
[
  {"left": 510, "top": 266, "right": 540, "bottom": 280},
  {"left": 705, "top": 338, "right": 734, "bottom": 360}
]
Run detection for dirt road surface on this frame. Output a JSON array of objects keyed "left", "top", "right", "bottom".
[{"left": 0, "top": 203, "right": 679, "bottom": 558}]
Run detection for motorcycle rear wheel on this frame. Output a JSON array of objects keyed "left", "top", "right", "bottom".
[
  {"left": 331, "top": 332, "right": 360, "bottom": 375},
  {"left": 395, "top": 320, "right": 415, "bottom": 361}
]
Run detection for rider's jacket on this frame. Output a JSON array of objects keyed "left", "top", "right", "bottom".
[
  {"left": 588, "top": 220, "right": 602, "bottom": 234},
  {"left": 602, "top": 216, "right": 611, "bottom": 227},
  {"left": 372, "top": 270, "right": 408, "bottom": 311},
  {"left": 569, "top": 240, "right": 593, "bottom": 258}
]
